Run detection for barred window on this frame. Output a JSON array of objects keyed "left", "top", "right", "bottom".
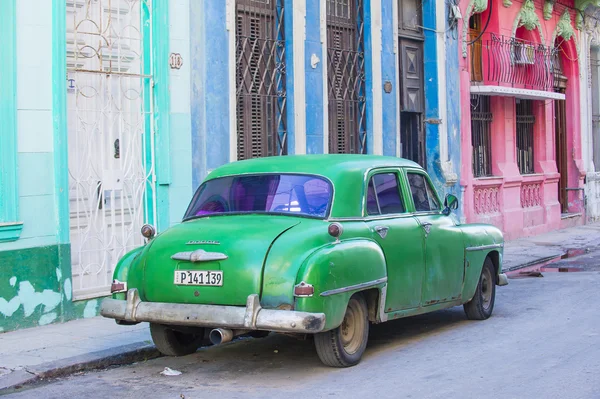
[
  {"left": 471, "top": 95, "right": 492, "bottom": 177},
  {"left": 516, "top": 99, "right": 535, "bottom": 174},
  {"left": 235, "top": 0, "right": 287, "bottom": 160}
]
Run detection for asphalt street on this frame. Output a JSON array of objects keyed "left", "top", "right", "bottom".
[{"left": 4, "top": 269, "right": 600, "bottom": 399}]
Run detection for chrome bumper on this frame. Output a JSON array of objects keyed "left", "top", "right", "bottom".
[
  {"left": 100, "top": 288, "right": 326, "bottom": 334},
  {"left": 498, "top": 273, "right": 509, "bottom": 286}
]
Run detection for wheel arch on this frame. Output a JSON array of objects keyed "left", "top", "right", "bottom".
[
  {"left": 360, "top": 287, "right": 381, "bottom": 323},
  {"left": 462, "top": 250, "right": 497, "bottom": 303},
  {"left": 487, "top": 250, "right": 501, "bottom": 282},
  {"left": 294, "top": 239, "right": 388, "bottom": 330}
]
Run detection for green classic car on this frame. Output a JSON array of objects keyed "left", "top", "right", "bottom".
[{"left": 101, "top": 155, "right": 508, "bottom": 367}]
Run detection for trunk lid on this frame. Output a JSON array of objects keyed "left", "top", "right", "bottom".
[{"left": 141, "top": 215, "right": 300, "bottom": 305}]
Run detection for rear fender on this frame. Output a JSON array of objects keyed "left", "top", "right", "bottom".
[
  {"left": 112, "top": 246, "right": 145, "bottom": 300},
  {"left": 294, "top": 239, "right": 387, "bottom": 331}
]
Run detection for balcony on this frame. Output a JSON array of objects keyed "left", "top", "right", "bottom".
[{"left": 469, "top": 33, "right": 565, "bottom": 100}]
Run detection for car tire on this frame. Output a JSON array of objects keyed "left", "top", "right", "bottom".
[
  {"left": 314, "top": 294, "right": 369, "bottom": 367},
  {"left": 463, "top": 257, "right": 496, "bottom": 320},
  {"left": 150, "top": 323, "right": 204, "bottom": 356}
]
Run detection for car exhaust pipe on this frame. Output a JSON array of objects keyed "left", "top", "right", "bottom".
[
  {"left": 209, "top": 328, "right": 249, "bottom": 345},
  {"left": 209, "top": 328, "right": 233, "bottom": 345}
]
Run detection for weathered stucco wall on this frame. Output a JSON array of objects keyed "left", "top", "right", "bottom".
[
  {"left": 458, "top": 0, "right": 584, "bottom": 240},
  {"left": 0, "top": 245, "right": 102, "bottom": 332}
]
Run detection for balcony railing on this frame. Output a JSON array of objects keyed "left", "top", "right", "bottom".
[{"left": 470, "top": 33, "right": 559, "bottom": 92}]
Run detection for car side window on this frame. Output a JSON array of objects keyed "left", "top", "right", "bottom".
[
  {"left": 407, "top": 173, "right": 440, "bottom": 212},
  {"left": 366, "top": 173, "right": 405, "bottom": 215},
  {"left": 366, "top": 179, "right": 379, "bottom": 215}
]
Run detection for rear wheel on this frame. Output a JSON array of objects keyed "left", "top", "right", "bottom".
[
  {"left": 314, "top": 294, "right": 369, "bottom": 367},
  {"left": 150, "top": 323, "right": 204, "bottom": 356},
  {"left": 464, "top": 257, "right": 496, "bottom": 320}
]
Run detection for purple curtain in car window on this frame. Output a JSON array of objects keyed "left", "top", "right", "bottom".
[{"left": 186, "top": 174, "right": 332, "bottom": 219}]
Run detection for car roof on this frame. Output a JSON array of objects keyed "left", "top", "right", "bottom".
[
  {"left": 206, "top": 155, "right": 422, "bottom": 180},
  {"left": 204, "top": 155, "right": 423, "bottom": 218}
]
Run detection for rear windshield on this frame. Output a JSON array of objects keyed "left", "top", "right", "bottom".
[{"left": 183, "top": 174, "right": 332, "bottom": 220}]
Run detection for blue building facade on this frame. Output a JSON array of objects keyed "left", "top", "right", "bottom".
[{"left": 190, "top": 0, "right": 461, "bottom": 209}]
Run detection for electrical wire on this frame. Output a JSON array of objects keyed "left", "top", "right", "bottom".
[{"left": 466, "top": 0, "right": 493, "bottom": 45}]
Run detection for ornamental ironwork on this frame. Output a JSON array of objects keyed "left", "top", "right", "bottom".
[
  {"left": 470, "top": 33, "right": 559, "bottom": 92},
  {"left": 326, "top": 0, "right": 367, "bottom": 154},
  {"left": 235, "top": 0, "right": 287, "bottom": 160},
  {"left": 67, "top": 0, "right": 155, "bottom": 300}
]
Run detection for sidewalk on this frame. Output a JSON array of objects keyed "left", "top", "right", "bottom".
[
  {"left": 501, "top": 222, "right": 600, "bottom": 272},
  {"left": 2, "top": 222, "right": 600, "bottom": 392},
  {"left": 0, "top": 317, "right": 158, "bottom": 392}
]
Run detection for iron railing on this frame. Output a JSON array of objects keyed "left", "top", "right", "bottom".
[
  {"left": 470, "top": 33, "right": 558, "bottom": 91},
  {"left": 516, "top": 99, "right": 535, "bottom": 174},
  {"left": 471, "top": 95, "right": 493, "bottom": 177}
]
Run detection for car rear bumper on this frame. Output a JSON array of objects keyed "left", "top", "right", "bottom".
[
  {"left": 100, "top": 288, "right": 326, "bottom": 334},
  {"left": 498, "top": 273, "right": 509, "bottom": 286}
]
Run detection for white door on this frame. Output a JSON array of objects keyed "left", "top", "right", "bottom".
[{"left": 66, "top": 0, "right": 156, "bottom": 300}]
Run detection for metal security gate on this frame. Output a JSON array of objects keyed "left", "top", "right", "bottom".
[
  {"left": 236, "top": 0, "right": 287, "bottom": 160},
  {"left": 67, "top": 0, "right": 156, "bottom": 300},
  {"left": 516, "top": 99, "right": 535, "bottom": 175},
  {"left": 326, "top": 0, "right": 366, "bottom": 154}
]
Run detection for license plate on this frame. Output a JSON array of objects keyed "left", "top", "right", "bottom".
[{"left": 174, "top": 270, "right": 223, "bottom": 286}]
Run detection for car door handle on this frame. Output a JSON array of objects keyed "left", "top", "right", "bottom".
[
  {"left": 374, "top": 226, "right": 389, "bottom": 239},
  {"left": 420, "top": 222, "right": 432, "bottom": 237}
]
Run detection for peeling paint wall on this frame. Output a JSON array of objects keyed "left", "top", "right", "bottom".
[
  {"left": 423, "top": 0, "right": 462, "bottom": 212},
  {"left": 0, "top": 245, "right": 101, "bottom": 333}
]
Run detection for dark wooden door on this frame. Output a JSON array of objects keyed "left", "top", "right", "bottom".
[
  {"left": 397, "top": 0, "right": 425, "bottom": 167},
  {"left": 399, "top": 39, "right": 425, "bottom": 166},
  {"left": 555, "top": 93, "right": 568, "bottom": 213},
  {"left": 469, "top": 14, "right": 483, "bottom": 82}
]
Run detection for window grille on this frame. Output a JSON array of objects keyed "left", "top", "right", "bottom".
[
  {"left": 516, "top": 99, "right": 535, "bottom": 174},
  {"left": 236, "top": 0, "right": 287, "bottom": 160},
  {"left": 326, "top": 0, "right": 366, "bottom": 154},
  {"left": 471, "top": 95, "right": 493, "bottom": 177}
]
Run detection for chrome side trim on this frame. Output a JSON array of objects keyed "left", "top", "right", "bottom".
[
  {"left": 320, "top": 277, "right": 388, "bottom": 297},
  {"left": 465, "top": 243, "right": 504, "bottom": 252}
]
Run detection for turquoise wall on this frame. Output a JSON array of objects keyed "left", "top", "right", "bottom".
[{"left": 1, "top": 0, "right": 192, "bottom": 333}]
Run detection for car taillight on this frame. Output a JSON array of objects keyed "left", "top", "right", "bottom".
[
  {"left": 111, "top": 279, "right": 127, "bottom": 293},
  {"left": 294, "top": 281, "right": 314, "bottom": 297}
]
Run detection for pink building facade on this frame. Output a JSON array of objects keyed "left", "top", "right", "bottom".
[{"left": 459, "top": 0, "right": 584, "bottom": 240}]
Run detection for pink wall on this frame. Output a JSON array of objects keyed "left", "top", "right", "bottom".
[{"left": 459, "top": 0, "right": 584, "bottom": 240}]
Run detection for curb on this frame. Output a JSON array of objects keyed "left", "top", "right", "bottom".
[
  {"left": 0, "top": 342, "right": 162, "bottom": 395},
  {"left": 502, "top": 253, "right": 565, "bottom": 273}
]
